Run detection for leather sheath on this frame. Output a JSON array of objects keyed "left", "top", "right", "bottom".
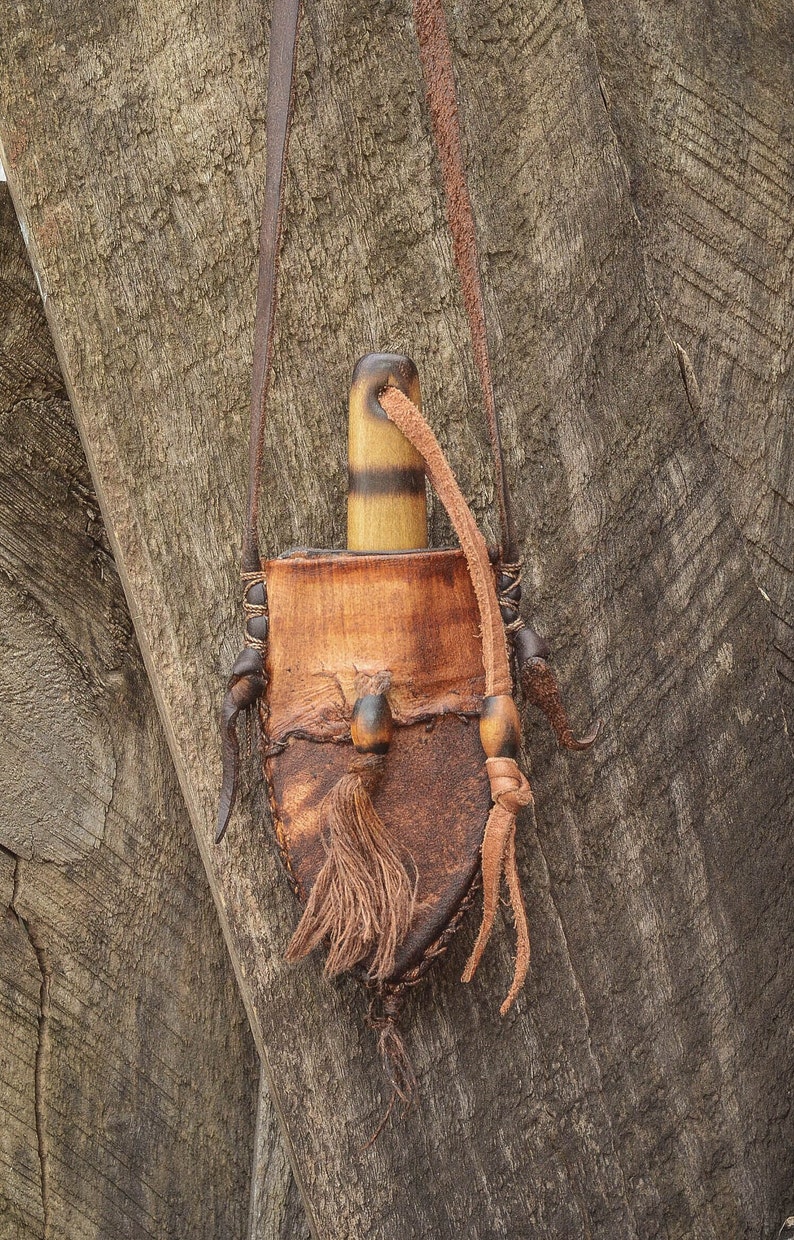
[{"left": 263, "top": 547, "right": 492, "bottom": 978}]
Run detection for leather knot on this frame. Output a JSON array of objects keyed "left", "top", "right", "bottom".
[
  {"left": 485, "top": 756, "right": 533, "bottom": 814},
  {"left": 463, "top": 755, "right": 534, "bottom": 1014}
]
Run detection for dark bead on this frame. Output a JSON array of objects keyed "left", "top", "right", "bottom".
[
  {"left": 513, "top": 624, "right": 551, "bottom": 665},
  {"left": 246, "top": 580, "right": 267, "bottom": 608},
  {"left": 246, "top": 614, "right": 269, "bottom": 643},
  {"left": 351, "top": 693, "right": 393, "bottom": 754},
  {"left": 230, "top": 646, "right": 264, "bottom": 679},
  {"left": 497, "top": 570, "right": 522, "bottom": 596}
]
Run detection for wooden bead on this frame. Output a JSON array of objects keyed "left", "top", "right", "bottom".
[
  {"left": 351, "top": 693, "right": 393, "bottom": 754},
  {"left": 479, "top": 694, "right": 521, "bottom": 759}
]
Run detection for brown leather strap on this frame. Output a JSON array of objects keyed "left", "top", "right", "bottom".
[
  {"left": 412, "top": 0, "right": 517, "bottom": 563},
  {"left": 243, "top": 0, "right": 302, "bottom": 573},
  {"left": 381, "top": 385, "right": 535, "bottom": 1014},
  {"left": 217, "top": 0, "right": 302, "bottom": 842}
]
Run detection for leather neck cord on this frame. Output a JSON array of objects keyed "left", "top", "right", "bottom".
[
  {"left": 243, "top": 0, "right": 302, "bottom": 574},
  {"left": 243, "top": 0, "right": 515, "bottom": 570}
]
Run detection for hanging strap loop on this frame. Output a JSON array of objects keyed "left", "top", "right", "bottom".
[
  {"left": 241, "top": 0, "right": 514, "bottom": 576},
  {"left": 218, "top": 1, "right": 596, "bottom": 844},
  {"left": 217, "top": 0, "right": 302, "bottom": 842}
]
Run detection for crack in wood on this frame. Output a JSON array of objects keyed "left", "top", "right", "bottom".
[
  {"left": 533, "top": 828, "right": 638, "bottom": 1237},
  {"left": 7, "top": 857, "right": 53, "bottom": 1238}
]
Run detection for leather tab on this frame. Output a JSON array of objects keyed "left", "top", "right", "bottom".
[{"left": 216, "top": 647, "right": 266, "bottom": 843}]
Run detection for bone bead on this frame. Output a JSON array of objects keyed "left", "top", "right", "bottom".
[{"left": 479, "top": 694, "right": 521, "bottom": 759}]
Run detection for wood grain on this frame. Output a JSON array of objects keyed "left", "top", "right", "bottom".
[
  {"left": 0, "top": 187, "right": 301, "bottom": 1240},
  {"left": 0, "top": 1, "right": 792, "bottom": 1235},
  {"left": 248, "top": 1067, "right": 311, "bottom": 1240},
  {"left": 582, "top": 0, "right": 794, "bottom": 726}
]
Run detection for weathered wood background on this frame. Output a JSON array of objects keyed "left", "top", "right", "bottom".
[
  {"left": 584, "top": 0, "right": 794, "bottom": 725},
  {"left": 0, "top": 188, "right": 305, "bottom": 1239},
  {"left": 0, "top": 0, "right": 792, "bottom": 1236}
]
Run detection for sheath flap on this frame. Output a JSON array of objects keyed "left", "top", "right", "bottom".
[{"left": 264, "top": 547, "right": 485, "bottom": 744}]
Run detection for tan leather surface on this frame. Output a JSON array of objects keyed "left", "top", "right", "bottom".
[
  {"left": 264, "top": 548, "right": 485, "bottom": 743},
  {"left": 266, "top": 714, "right": 491, "bottom": 978},
  {"left": 378, "top": 388, "right": 512, "bottom": 696}
]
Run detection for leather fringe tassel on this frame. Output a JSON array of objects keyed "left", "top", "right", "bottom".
[
  {"left": 286, "top": 751, "right": 417, "bottom": 982},
  {"left": 461, "top": 757, "right": 534, "bottom": 1015}
]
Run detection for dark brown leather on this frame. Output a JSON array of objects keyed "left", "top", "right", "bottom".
[
  {"left": 520, "top": 657, "right": 601, "bottom": 751},
  {"left": 216, "top": 648, "right": 265, "bottom": 842},
  {"left": 267, "top": 717, "right": 491, "bottom": 978}
]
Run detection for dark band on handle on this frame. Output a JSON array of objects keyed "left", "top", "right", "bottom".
[{"left": 348, "top": 466, "right": 427, "bottom": 498}]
